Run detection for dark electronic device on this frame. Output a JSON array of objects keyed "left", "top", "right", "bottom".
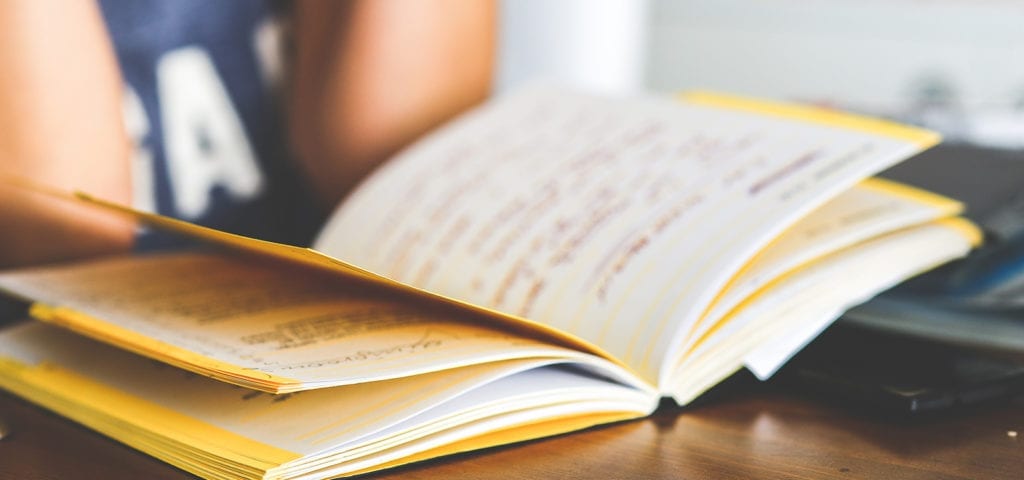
[
  {"left": 777, "top": 145, "right": 1024, "bottom": 416},
  {"left": 777, "top": 322, "right": 1024, "bottom": 416}
]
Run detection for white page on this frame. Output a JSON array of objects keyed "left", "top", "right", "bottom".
[
  {"left": 686, "top": 179, "right": 962, "bottom": 364},
  {"left": 315, "top": 87, "right": 936, "bottom": 385},
  {"left": 668, "top": 220, "right": 975, "bottom": 403},
  {"left": 0, "top": 253, "right": 634, "bottom": 391},
  {"left": 743, "top": 308, "right": 840, "bottom": 380}
]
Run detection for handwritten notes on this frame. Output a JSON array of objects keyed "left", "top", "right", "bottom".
[
  {"left": 0, "top": 253, "right": 596, "bottom": 390},
  {"left": 316, "top": 87, "right": 932, "bottom": 383}
]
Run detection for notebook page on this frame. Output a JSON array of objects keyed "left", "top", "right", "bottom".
[
  {"left": 316, "top": 87, "right": 937, "bottom": 385},
  {"left": 0, "top": 253, "right": 631, "bottom": 392},
  {"left": 668, "top": 219, "right": 978, "bottom": 403},
  {"left": 683, "top": 178, "right": 964, "bottom": 366}
]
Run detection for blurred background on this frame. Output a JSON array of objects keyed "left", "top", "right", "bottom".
[{"left": 498, "top": 0, "right": 1024, "bottom": 150}]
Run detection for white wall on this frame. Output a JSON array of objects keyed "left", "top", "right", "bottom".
[
  {"left": 646, "top": 0, "right": 1024, "bottom": 148},
  {"left": 496, "top": 0, "right": 649, "bottom": 94},
  {"left": 497, "top": 0, "right": 1024, "bottom": 148}
]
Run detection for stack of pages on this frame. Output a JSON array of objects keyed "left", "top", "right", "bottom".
[{"left": 0, "top": 87, "right": 979, "bottom": 479}]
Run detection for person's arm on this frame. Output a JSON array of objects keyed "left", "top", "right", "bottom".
[
  {"left": 288, "top": 0, "right": 496, "bottom": 208},
  {"left": 0, "top": 0, "right": 134, "bottom": 269}
]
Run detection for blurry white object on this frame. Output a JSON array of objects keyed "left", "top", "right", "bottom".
[
  {"left": 497, "top": 0, "right": 649, "bottom": 94},
  {"left": 647, "top": 0, "right": 1024, "bottom": 149}
]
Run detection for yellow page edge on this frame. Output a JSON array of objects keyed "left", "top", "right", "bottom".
[
  {"left": 859, "top": 177, "right": 964, "bottom": 215},
  {"left": 936, "top": 216, "right": 984, "bottom": 247},
  {"left": 0, "top": 356, "right": 299, "bottom": 473},
  {"left": 29, "top": 303, "right": 300, "bottom": 390},
  {"left": 680, "top": 91, "right": 941, "bottom": 148},
  {"left": 347, "top": 411, "right": 643, "bottom": 477}
]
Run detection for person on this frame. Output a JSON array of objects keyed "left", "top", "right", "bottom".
[{"left": 0, "top": 0, "right": 495, "bottom": 268}]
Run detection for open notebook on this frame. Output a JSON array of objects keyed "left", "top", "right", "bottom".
[{"left": 0, "top": 87, "right": 979, "bottom": 479}]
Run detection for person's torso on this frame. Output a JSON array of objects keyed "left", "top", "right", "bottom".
[{"left": 99, "top": 0, "right": 321, "bottom": 249}]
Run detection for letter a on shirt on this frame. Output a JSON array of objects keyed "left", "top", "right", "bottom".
[{"left": 158, "top": 47, "right": 264, "bottom": 219}]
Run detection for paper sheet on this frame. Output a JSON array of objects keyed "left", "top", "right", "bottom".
[
  {"left": 668, "top": 218, "right": 977, "bottom": 403},
  {"left": 0, "top": 253, "right": 631, "bottom": 392},
  {"left": 315, "top": 87, "right": 939, "bottom": 384}
]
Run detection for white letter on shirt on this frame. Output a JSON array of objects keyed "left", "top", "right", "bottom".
[
  {"left": 122, "top": 86, "right": 157, "bottom": 214},
  {"left": 157, "top": 47, "right": 264, "bottom": 219}
]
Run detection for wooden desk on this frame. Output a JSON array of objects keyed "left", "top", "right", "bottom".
[{"left": 1, "top": 376, "right": 1021, "bottom": 480}]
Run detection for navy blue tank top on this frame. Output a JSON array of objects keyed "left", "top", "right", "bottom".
[{"left": 99, "top": 0, "right": 321, "bottom": 249}]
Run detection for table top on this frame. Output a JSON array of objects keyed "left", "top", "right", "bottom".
[{"left": 2, "top": 373, "right": 1021, "bottom": 480}]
